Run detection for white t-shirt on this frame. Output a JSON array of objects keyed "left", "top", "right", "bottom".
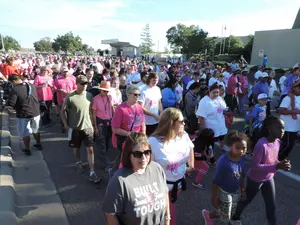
[
  {"left": 279, "top": 96, "right": 300, "bottom": 132},
  {"left": 196, "top": 95, "right": 228, "bottom": 137},
  {"left": 223, "top": 71, "right": 231, "bottom": 87},
  {"left": 139, "top": 85, "right": 162, "bottom": 125},
  {"left": 175, "top": 84, "right": 183, "bottom": 103},
  {"left": 149, "top": 132, "right": 193, "bottom": 190},
  {"left": 279, "top": 76, "right": 287, "bottom": 92},
  {"left": 208, "top": 77, "right": 218, "bottom": 87},
  {"left": 268, "top": 79, "right": 278, "bottom": 99}
]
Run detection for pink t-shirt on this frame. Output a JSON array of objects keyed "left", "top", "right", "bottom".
[
  {"left": 247, "top": 137, "right": 280, "bottom": 182},
  {"left": 111, "top": 102, "right": 145, "bottom": 148},
  {"left": 92, "top": 94, "right": 113, "bottom": 120},
  {"left": 33, "top": 75, "right": 53, "bottom": 101},
  {"left": 54, "top": 76, "right": 77, "bottom": 106}
]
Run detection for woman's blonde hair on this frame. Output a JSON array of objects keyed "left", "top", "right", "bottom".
[{"left": 152, "top": 107, "right": 184, "bottom": 142}]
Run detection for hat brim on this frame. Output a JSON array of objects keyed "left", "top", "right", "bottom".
[{"left": 99, "top": 87, "right": 111, "bottom": 91}]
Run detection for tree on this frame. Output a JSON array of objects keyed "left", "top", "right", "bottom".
[
  {"left": 0, "top": 35, "right": 21, "bottom": 52},
  {"left": 240, "top": 35, "right": 254, "bottom": 62},
  {"left": 140, "top": 24, "right": 154, "bottom": 54},
  {"left": 52, "top": 32, "right": 83, "bottom": 54},
  {"left": 166, "top": 24, "right": 208, "bottom": 58},
  {"left": 215, "top": 35, "right": 245, "bottom": 55},
  {"left": 33, "top": 37, "right": 53, "bottom": 52}
]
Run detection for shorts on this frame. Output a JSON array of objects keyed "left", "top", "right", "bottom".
[
  {"left": 70, "top": 128, "right": 94, "bottom": 148},
  {"left": 17, "top": 115, "right": 40, "bottom": 137}
]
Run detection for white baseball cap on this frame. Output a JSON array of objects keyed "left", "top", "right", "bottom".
[
  {"left": 258, "top": 93, "right": 268, "bottom": 100},
  {"left": 260, "top": 72, "right": 269, "bottom": 78}
]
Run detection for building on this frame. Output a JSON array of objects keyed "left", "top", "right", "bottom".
[
  {"left": 101, "top": 39, "right": 140, "bottom": 57},
  {"left": 250, "top": 8, "right": 300, "bottom": 68}
]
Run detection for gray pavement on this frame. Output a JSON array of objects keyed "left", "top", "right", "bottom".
[
  {"left": 35, "top": 114, "right": 300, "bottom": 225},
  {"left": 2, "top": 110, "right": 300, "bottom": 225}
]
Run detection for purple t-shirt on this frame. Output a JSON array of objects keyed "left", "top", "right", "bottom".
[
  {"left": 282, "top": 73, "right": 300, "bottom": 95},
  {"left": 252, "top": 81, "right": 269, "bottom": 97},
  {"left": 181, "top": 76, "right": 192, "bottom": 93},
  {"left": 247, "top": 137, "right": 280, "bottom": 182}
]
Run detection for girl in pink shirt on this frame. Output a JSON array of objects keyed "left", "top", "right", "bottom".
[
  {"left": 232, "top": 116, "right": 291, "bottom": 225},
  {"left": 34, "top": 67, "right": 53, "bottom": 125}
]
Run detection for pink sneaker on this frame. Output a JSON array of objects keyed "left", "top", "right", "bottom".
[{"left": 202, "top": 209, "right": 212, "bottom": 225}]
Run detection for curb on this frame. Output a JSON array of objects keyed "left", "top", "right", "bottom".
[{"left": 0, "top": 108, "right": 17, "bottom": 225}]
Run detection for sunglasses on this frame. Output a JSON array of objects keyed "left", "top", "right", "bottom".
[
  {"left": 131, "top": 150, "right": 151, "bottom": 158},
  {"left": 176, "top": 119, "right": 185, "bottom": 124},
  {"left": 131, "top": 93, "right": 140, "bottom": 97},
  {"left": 80, "top": 82, "right": 88, "bottom": 85},
  {"left": 103, "top": 90, "right": 109, "bottom": 93}
]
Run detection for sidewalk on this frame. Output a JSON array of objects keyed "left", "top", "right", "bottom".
[{"left": 0, "top": 108, "right": 69, "bottom": 225}]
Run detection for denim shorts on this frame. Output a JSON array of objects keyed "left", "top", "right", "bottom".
[{"left": 17, "top": 115, "right": 40, "bottom": 137}]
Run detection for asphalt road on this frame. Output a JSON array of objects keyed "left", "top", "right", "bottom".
[{"left": 39, "top": 114, "right": 300, "bottom": 225}]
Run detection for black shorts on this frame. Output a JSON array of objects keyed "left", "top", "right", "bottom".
[{"left": 69, "top": 128, "right": 94, "bottom": 148}]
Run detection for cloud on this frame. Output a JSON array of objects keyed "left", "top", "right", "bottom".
[{"left": 0, "top": 0, "right": 299, "bottom": 51}]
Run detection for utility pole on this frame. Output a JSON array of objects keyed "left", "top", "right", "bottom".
[
  {"left": 228, "top": 28, "right": 232, "bottom": 54},
  {"left": 1, "top": 34, "right": 5, "bottom": 53},
  {"left": 219, "top": 25, "right": 223, "bottom": 55},
  {"left": 222, "top": 25, "right": 226, "bottom": 55}
]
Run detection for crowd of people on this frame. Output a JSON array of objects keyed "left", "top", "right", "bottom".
[{"left": 1, "top": 53, "right": 300, "bottom": 225}]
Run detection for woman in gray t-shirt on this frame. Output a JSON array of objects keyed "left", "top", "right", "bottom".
[{"left": 102, "top": 132, "right": 170, "bottom": 225}]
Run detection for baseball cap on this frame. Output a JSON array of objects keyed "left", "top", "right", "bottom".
[
  {"left": 76, "top": 75, "right": 88, "bottom": 84},
  {"left": 257, "top": 93, "right": 268, "bottom": 100},
  {"left": 260, "top": 72, "right": 269, "bottom": 78},
  {"left": 293, "top": 63, "right": 300, "bottom": 69},
  {"left": 62, "top": 67, "right": 69, "bottom": 72}
]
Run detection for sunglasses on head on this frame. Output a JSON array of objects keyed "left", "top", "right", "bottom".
[
  {"left": 131, "top": 93, "right": 140, "bottom": 97},
  {"left": 131, "top": 149, "right": 151, "bottom": 158},
  {"left": 80, "top": 82, "right": 88, "bottom": 85}
]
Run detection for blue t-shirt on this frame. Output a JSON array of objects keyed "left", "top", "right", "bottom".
[
  {"left": 213, "top": 154, "right": 245, "bottom": 193},
  {"left": 252, "top": 81, "right": 269, "bottom": 97},
  {"left": 250, "top": 104, "right": 267, "bottom": 128}
]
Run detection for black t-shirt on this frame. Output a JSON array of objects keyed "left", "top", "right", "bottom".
[{"left": 7, "top": 82, "right": 40, "bottom": 118}]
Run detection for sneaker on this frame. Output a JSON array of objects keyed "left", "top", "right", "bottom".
[
  {"left": 89, "top": 172, "right": 101, "bottom": 183},
  {"left": 202, "top": 209, "right": 212, "bottom": 225},
  {"left": 76, "top": 162, "right": 84, "bottom": 173},
  {"left": 33, "top": 144, "right": 43, "bottom": 150},
  {"left": 231, "top": 220, "right": 242, "bottom": 225},
  {"left": 22, "top": 149, "right": 32, "bottom": 156},
  {"left": 192, "top": 182, "right": 207, "bottom": 190}
]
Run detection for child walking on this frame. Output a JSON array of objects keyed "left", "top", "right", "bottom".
[
  {"left": 202, "top": 131, "right": 248, "bottom": 225},
  {"left": 190, "top": 128, "right": 215, "bottom": 190},
  {"left": 232, "top": 116, "right": 292, "bottom": 225}
]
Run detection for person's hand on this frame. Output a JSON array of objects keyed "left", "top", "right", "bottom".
[
  {"left": 186, "top": 166, "right": 194, "bottom": 174},
  {"left": 65, "top": 126, "right": 70, "bottom": 132},
  {"left": 211, "top": 195, "right": 218, "bottom": 209},
  {"left": 241, "top": 189, "right": 247, "bottom": 200},
  {"left": 276, "top": 159, "right": 291, "bottom": 171},
  {"left": 94, "top": 128, "right": 99, "bottom": 137}
]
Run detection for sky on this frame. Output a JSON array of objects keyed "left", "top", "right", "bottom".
[{"left": 0, "top": 0, "right": 299, "bottom": 51}]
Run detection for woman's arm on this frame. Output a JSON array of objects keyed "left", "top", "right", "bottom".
[
  {"left": 187, "top": 148, "right": 194, "bottom": 173},
  {"left": 112, "top": 128, "right": 131, "bottom": 137},
  {"left": 164, "top": 194, "right": 171, "bottom": 225},
  {"left": 106, "top": 214, "right": 120, "bottom": 225}
]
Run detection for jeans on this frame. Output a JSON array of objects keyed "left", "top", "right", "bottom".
[
  {"left": 40, "top": 100, "right": 52, "bottom": 125},
  {"left": 279, "top": 131, "right": 298, "bottom": 160},
  {"left": 238, "top": 95, "right": 247, "bottom": 114},
  {"left": 233, "top": 177, "right": 276, "bottom": 225},
  {"left": 95, "top": 124, "right": 112, "bottom": 169}
]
